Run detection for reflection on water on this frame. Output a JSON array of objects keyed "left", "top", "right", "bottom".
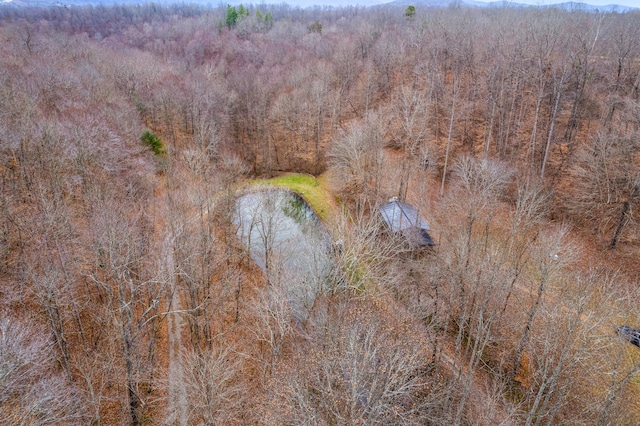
[{"left": 234, "top": 189, "right": 334, "bottom": 319}]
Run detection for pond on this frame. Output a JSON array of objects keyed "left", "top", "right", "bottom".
[{"left": 233, "top": 189, "right": 335, "bottom": 319}]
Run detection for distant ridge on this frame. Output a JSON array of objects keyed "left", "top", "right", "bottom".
[
  {"left": 390, "top": 0, "right": 637, "bottom": 12},
  {"left": 471, "top": 1, "right": 637, "bottom": 12},
  {"left": 538, "top": 1, "right": 637, "bottom": 12}
]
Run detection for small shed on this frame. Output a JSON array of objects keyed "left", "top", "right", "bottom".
[{"left": 379, "top": 198, "right": 435, "bottom": 247}]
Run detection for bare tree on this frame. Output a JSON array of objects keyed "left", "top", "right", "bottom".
[
  {"left": 521, "top": 267, "right": 616, "bottom": 426},
  {"left": 497, "top": 176, "right": 549, "bottom": 328},
  {"left": 566, "top": 103, "right": 640, "bottom": 247},
  {"left": 390, "top": 84, "right": 431, "bottom": 200},
  {"left": 250, "top": 283, "right": 293, "bottom": 377},
  {"left": 0, "top": 315, "right": 85, "bottom": 425},
  {"left": 262, "top": 297, "right": 440, "bottom": 425},
  {"left": 511, "top": 225, "right": 573, "bottom": 383},
  {"left": 328, "top": 209, "right": 408, "bottom": 294},
  {"left": 164, "top": 346, "right": 244, "bottom": 425},
  {"left": 610, "top": 173, "right": 640, "bottom": 248},
  {"left": 88, "top": 196, "right": 167, "bottom": 425},
  {"left": 430, "top": 156, "right": 528, "bottom": 422},
  {"left": 328, "top": 114, "right": 386, "bottom": 213},
  {"left": 562, "top": 13, "right": 603, "bottom": 151},
  {"left": 596, "top": 279, "right": 640, "bottom": 426},
  {"left": 440, "top": 77, "right": 460, "bottom": 196},
  {"left": 540, "top": 63, "right": 568, "bottom": 179},
  {"left": 75, "top": 349, "right": 119, "bottom": 426}
]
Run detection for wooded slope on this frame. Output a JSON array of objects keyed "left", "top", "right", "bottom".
[{"left": 1, "top": 4, "right": 640, "bottom": 424}]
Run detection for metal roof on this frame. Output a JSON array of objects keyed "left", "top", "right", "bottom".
[{"left": 379, "top": 199, "right": 430, "bottom": 232}]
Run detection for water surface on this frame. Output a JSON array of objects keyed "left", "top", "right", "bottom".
[{"left": 234, "top": 189, "right": 334, "bottom": 318}]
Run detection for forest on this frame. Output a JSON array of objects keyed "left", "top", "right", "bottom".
[{"left": 1, "top": 2, "right": 640, "bottom": 424}]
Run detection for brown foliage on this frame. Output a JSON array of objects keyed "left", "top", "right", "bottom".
[{"left": 1, "top": 4, "right": 640, "bottom": 424}]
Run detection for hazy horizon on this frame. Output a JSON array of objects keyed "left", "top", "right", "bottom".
[
  {"left": 471, "top": 0, "right": 639, "bottom": 7},
  {"left": 224, "top": 0, "right": 640, "bottom": 9}
]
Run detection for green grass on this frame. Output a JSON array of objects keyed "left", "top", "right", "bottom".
[{"left": 252, "top": 173, "right": 338, "bottom": 222}]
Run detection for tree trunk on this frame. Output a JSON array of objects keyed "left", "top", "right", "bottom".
[
  {"left": 512, "top": 268, "right": 548, "bottom": 381},
  {"left": 610, "top": 183, "right": 639, "bottom": 248},
  {"left": 541, "top": 74, "right": 563, "bottom": 179},
  {"left": 440, "top": 81, "right": 458, "bottom": 196}
]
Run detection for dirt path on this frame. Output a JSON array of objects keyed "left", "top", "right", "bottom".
[{"left": 164, "top": 232, "right": 188, "bottom": 425}]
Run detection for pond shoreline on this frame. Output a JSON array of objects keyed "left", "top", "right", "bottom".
[{"left": 233, "top": 187, "right": 335, "bottom": 319}]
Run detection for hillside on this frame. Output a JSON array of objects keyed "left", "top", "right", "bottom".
[{"left": 1, "top": 3, "right": 640, "bottom": 424}]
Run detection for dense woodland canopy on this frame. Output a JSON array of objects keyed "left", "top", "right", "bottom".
[{"left": 1, "top": 2, "right": 640, "bottom": 424}]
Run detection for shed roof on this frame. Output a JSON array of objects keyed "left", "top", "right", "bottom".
[
  {"left": 402, "top": 227, "right": 435, "bottom": 247},
  {"left": 379, "top": 199, "right": 430, "bottom": 232}
]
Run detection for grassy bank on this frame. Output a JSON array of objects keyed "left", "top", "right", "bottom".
[{"left": 252, "top": 173, "right": 338, "bottom": 223}]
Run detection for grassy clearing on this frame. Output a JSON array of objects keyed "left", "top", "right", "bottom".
[{"left": 252, "top": 173, "right": 338, "bottom": 222}]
